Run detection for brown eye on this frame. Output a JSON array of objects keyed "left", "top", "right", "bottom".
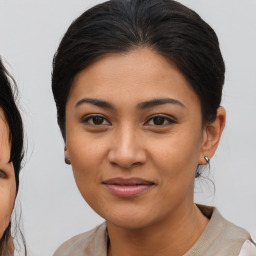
[
  {"left": 146, "top": 115, "right": 176, "bottom": 126},
  {"left": 0, "top": 169, "right": 7, "bottom": 178},
  {"left": 92, "top": 116, "right": 104, "bottom": 125},
  {"left": 83, "top": 115, "right": 110, "bottom": 126},
  {"left": 152, "top": 116, "right": 165, "bottom": 125}
]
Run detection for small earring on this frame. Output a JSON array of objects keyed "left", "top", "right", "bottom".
[
  {"left": 65, "top": 157, "right": 71, "bottom": 165},
  {"left": 204, "top": 156, "right": 210, "bottom": 164},
  {"left": 64, "top": 146, "right": 71, "bottom": 165}
]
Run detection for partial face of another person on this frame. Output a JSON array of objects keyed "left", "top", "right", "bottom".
[
  {"left": 0, "top": 108, "right": 16, "bottom": 238},
  {"left": 65, "top": 48, "right": 224, "bottom": 229}
]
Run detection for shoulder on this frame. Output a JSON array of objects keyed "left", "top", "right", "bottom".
[
  {"left": 186, "top": 205, "right": 253, "bottom": 256},
  {"left": 238, "top": 239, "right": 256, "bottom": 256},
  {"left": 53, "top": 222, "right": 107, "bottom": 256},
  {"left": 207, "top": 206, "right": 252, "bottom": 251},
  {"left": 200, "top": 205, "right": 251, "bottom": 241}
]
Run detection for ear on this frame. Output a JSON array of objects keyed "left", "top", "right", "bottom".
[
  {"left": 199, "top": 107, "right": 226, "bottom": 164},
  {"left": 64, "top": 146, "right": 71, "bottom": 165}
]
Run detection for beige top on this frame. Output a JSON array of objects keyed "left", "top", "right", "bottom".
[
  {"left": 54, "top": 205, "right": 254, "bottom": 256},
  {"left": 239, "top": 240, "right": 256, "bottom": 256}
]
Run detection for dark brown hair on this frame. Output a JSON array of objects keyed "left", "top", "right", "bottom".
[
  {"left": 0, "top": 57, "right": 25, "bottom": 255},
  {"left": 52, "top": 0, "right": 225, "bottom": 139}
]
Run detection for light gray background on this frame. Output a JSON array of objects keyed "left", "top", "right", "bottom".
[{"left": 0, "top": 0, "right": 255, "bottom": 255}]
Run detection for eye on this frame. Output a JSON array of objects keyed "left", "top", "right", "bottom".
[
  {"left": 0, "top": 169, "right": 7, "bottom": 178},
  {"left": 82, "top": 115, "right": 111, "bottom": 126},
  {"left": 145, "top": 115, "right": 176, "bottom": 126}
]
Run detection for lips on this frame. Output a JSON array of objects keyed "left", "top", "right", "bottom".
[{"left": 102, "top": 177, "right": 154, "bottom": 198}]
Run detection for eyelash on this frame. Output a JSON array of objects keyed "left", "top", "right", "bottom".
[
  {"left": 0, "top": 169, "right": 7, "bottom": 178},
  {"left": 145, "top": 115, "right": 177, "bottom": 126},
  {"left": 82, "top": 115, "right": 111, "bottom": 126},
  {"left": 82, "top": 114, "right": 176, "bottom": 127}
]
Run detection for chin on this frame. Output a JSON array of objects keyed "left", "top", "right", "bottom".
[
  {"left": 95, "top": 204, "right": 159, "bottom": 231},
  {"left": 83, "top": 190, "right": 166, "bottom": 230},
  {"left": 106, "top": 215, "right": 153, "bottom": 230}
]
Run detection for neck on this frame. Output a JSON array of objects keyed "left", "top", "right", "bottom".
[{"left": 107, "top": 203, "right": 209, "bottom": 256}]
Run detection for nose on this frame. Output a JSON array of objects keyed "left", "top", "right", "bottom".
[{"left": 107, "top": 126, "right": 147, "bottom": 169}]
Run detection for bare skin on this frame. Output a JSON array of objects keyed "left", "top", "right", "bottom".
[
  {"left": 108, "top": 204, "right": 208, "bottom": 256},
  {"left": 0, "top": 108, "right": 16, "bottom": 239},
  {"left": 65, "top": 48, "right": 226, "bottom": 256}
]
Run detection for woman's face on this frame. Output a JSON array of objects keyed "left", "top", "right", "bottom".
[
  {"left": 65, "top": 48, "right": 222, "bottom": 229},
  {"left": 0, "top": 108, "right": 16, "bottom": 238}
]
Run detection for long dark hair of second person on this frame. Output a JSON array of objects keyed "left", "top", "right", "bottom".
[{"left": 0, "top": 58, "right": 26, "bottom": 255}]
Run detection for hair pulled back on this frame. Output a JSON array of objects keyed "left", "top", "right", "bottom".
[{"left": 52, "top": 0, "right": 225, "bottom": 138}]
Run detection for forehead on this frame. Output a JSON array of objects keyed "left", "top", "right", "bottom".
[
  {"left": 0, "top": 108, "right": 11, "bottom": 163},
  {"left": 69, "top": 48, "right": 200, "bottom": 108}
]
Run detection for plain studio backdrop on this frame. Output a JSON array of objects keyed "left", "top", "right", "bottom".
[{"left": 0, "top": 0, "right": 255, "bottom": 255}]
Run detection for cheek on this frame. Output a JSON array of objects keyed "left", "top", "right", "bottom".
[
  {"left": 67, "top": 135, "right": 106, "bottom": 187},
  {"left": 68, "top": 134, "right": 106, "bottom": 165},
  {"left": 145, "top": 133, "right": 202, "bottom": 214},
  {"left": 0, "top": 182, "right": 16, "bottom": 238},
  {"left": 149, "top": 129, "right": 202, "bottom": 184}
]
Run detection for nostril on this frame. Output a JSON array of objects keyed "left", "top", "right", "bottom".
[
  {"left": 132, "top": 161, "right": 143, "bottom": 167},
  {"left": 107, "top": 135, "right": 147, "bottom": 168},
  {"left": 107, "top": 149, "right": 147, "bottom": 169}
]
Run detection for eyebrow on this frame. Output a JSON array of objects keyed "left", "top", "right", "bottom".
[
  {"left": 137, "top": 98, "right": 185, "bottom": 109},
  {"left": 76, "top": 98, "right": 114, "bottom": 109},
  {"left": 75, "top": 97, "right": 185, "bottom": 109}
]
